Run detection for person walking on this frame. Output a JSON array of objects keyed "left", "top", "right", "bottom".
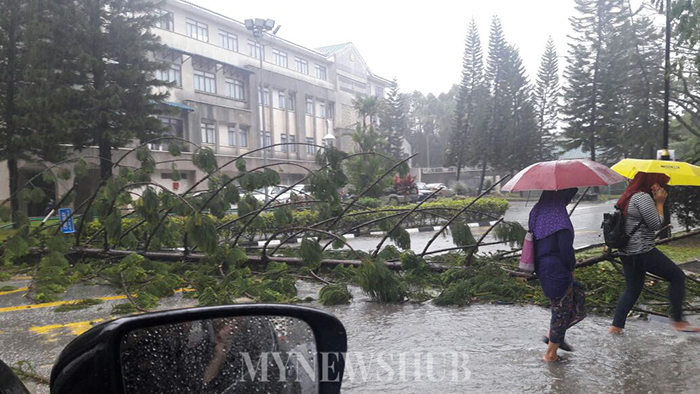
[
  {"left": 609, "top": 172, "right": 699, "bottom": 333},
  {"left": 529, "top": 188, "right": 587, "bottom": 362}
]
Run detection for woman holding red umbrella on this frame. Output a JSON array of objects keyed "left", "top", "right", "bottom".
[
  {"left": 609, "top": 172, "right": 699, "bottom": 333},
  {"left": 528, "top": 188, "right": 587, "bottom": 362},
  {"left": 502, "top": 159, "right": 624, "bottom": 361}
]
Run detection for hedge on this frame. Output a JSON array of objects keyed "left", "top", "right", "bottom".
[{"left": 81, "top": 196, "right": 509, "bottom": 248}]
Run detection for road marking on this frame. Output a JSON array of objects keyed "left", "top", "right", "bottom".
[
  {"left": 0, "top": 287, "right": 28, "bottom": 296},
  {"left": 0, "top": 288, "right": 194, "bottom": 314},
  {"left": 10, "top": 276, "right": 32, "bottom": 280},
  {"left": 29, "top": 319, "right": 105, "bottom": 342}
]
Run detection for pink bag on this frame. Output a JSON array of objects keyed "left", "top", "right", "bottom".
[{"left": 519, "top": 232, "right": 535, "bottom": 272}]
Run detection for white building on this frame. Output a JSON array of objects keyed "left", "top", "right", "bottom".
[{"left": 0, "top": 0, "right": 392, "bottom": 216}]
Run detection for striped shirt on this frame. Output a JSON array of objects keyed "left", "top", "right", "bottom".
[{"left": 620, "top": 192, "right": 663, "bottom": 255}]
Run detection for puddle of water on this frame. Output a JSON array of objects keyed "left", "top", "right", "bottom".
[{"left": 297, "top": 281, "right": 700, "bottom": 393}]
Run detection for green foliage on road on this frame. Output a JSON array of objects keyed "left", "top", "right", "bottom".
[
  {"left": 54, "top": 298, "right": 103, "bottom": 313},
  {"left": 319, "top": 284, "right": 353, "bottom": 306}
]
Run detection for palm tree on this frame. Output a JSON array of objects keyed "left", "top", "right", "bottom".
[{"left": 352, "top": 95, "right": 385, "bottom": 129}]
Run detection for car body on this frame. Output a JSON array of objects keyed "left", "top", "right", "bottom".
[
  {"left": 275, "top": 184, "right": 310, "bottom": 205},
  {"left": 423, "top": 183, "right": 454, "bottom": 198}
]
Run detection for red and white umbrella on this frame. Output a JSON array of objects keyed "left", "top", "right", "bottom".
[{"left": 501, "top": 159, "right": 626, "bottom": 192}]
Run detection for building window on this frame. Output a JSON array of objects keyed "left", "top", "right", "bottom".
[
  {"left": 186, "top": 19, "right": 208, "bottom": 42},
  {"left": 226, "top": 78, "right": 244, "bottom": 100},
  {"left": 280, "top": 134, "right": 288, "bottom": 152},
  {"left": 194, "top": 70, "right": 216, "bottom": 93},
  {"left": 315, "top": 65, "right": 327, "bottom": 80},
  {"left": 219, "top": 30, "right": 238, "bottom": 51},
  {"left": 258, "top": 87, "right": 270, "bottom": 106},
  {"left": 319, "top": 102, "right": 326, "bottom": 118},
  {"left": 306, "top": 138, "right": 316, "bottom": 154},
  {"left": 272, "top": 49, "right": 288, "bottom": 68},
  {"left": 305, "top": 98, "right": 314, "bottom": 115},
  {"left": 156, "top": 63, "right": 181, "bottom": 87},
  {"left": 375, "top": 85, "right": 384, "bottom": 98},
  {"left": 248, "top": 40, "right": 263, "bottom": 59},
  {"left": 277, "top": 91, "right": 286, "bottom": 109},
  {"left": 240, "top": 127, "right": 249, "bottom": 147},
  {"left": 153, "top": 9, "right": 174, "bottom": 31},
  {"left": 260, "top": 131, "right": 272, "bottom": 149},
  {"left": 295, "top": 57, "right": 308, "bottom": 74},
  {"left": 228, "top": 125, "right": 236, "bottom": 146},
  {"left": 288, "top": 93, "right": 296, "bottom": 111},
  {"left": 289, "top": 135, "right": 296, "bottom": 152},
  {"left": 150, "top": 118, "right": 182, "bottom": 151},
  {"left": 328, "top": 102, "right": 335, "bottom": 119},
  {"left": 201, "top": 122, "right": 215, "bottom": 144}
]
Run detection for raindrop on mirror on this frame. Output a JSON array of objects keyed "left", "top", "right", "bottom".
[{"left": 120, "top": 316, "right": 318, "bottom": 393}]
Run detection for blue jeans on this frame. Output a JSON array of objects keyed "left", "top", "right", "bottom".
[{"left": 612, "top": 248, "right": 685, "bottom": 328}]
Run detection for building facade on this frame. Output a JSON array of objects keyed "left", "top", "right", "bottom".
[{"left": 0, "top": 0, "right": 391, "bottom": 215}]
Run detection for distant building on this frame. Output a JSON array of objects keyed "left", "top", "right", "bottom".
[
  {"left": 315, "top": 42, "right": 392, "bottom": 151},
  {"left": 0, "top": 0, "right": 392, "bottom": 214}
]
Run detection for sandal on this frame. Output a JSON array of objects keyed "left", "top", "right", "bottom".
[{"left": 542, "top": 336, "right": 573, "bottom": 352}]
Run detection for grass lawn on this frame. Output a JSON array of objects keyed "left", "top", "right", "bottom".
[
  {"left": 574, "top": 234, "right": 700, "bottom": 264},
  {"left": 0, "top": 219, "right": 60, "bottom": 241},
  {"left": 658, "top": 234, "right": 700, "bottom": 263}
]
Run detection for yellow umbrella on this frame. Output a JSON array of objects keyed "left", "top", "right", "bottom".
[{"left": 611, "top": 159, "right": 700, "bottom": 186}]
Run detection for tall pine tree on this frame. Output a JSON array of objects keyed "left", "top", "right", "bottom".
[
  {"left": 446, "top": 18, "right": 486, "bottom": 181},
  {"left": 563, "top": 0, "right": 627, "bottom": 162},
  {"left": 534, "top": 37, "right": 560, "bottom": 161},
  {"left": 501, "top": 45, "right": 539, "bottom": 174},
  {"left": 64, "top": 0, "right": 170, "bottom": 179},
  {"left": 478, "top": 16, "right": 510, "bottom": 192},
  {"left": 620, "top": 4, "right": 664, "bottom": 159},
  {"left": 380, "top": 78, "right": 408, "bottom": 160},
  {"left": 0, "top": 0, "right": 68, "bottom": 223}
]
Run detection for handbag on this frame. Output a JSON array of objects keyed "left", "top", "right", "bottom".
[{"left": 519, "top": 232, "right": 535, "bottom": 272}]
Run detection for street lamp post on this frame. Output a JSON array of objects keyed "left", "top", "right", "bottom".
[
  {"left": 661, "top": 0, "right": 672, "bottom": 237},
  {"left": 245, "top": 18, "right": 279, "bottom": 202},
  {"left": 323, "top": 118, "right": 336, "bottom": 148},
  {"left": 661, "top": 0, "right": 672, "bottom": 161}
]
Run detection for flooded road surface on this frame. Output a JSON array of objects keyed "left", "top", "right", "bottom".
[
  {"left": 299, "top": 282, "right": 700, "bottom": 393},
  {"left": 1, "top": 279, "right": 698, "bottom": 393},
  {"left": 346, "top": 200, "right": 616, "bottom": 255},
  {"left": 346, "top": 199, "right": 681, "bottom": 255}
]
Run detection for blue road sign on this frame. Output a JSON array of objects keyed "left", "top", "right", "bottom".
[{"left": 58, "top": 208, "right": 75, "bottom": 234}]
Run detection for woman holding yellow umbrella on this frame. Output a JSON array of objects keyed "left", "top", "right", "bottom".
[{"left": 609, "top": 158, "right": 700, "bottom": 333}]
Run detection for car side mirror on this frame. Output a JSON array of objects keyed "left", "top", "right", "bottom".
[
  {"left": 50, "top": 304, "right": 347, "bottom": 394},
  {"left": 0, "top": 359, "right": 31, "bottom": 394}
]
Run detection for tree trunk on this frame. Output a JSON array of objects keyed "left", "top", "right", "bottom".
[
  {"left": 477, "top": 160, "right": 487, "bottom": 195},
  {"left": 8, "top": 159, "right": 20, "bottom": 228},
  {"left": 588, "top": 3, "right": 604, "bottom": 164},
  {"left": 99, "top": 136, "right": 112, "bottom": 180},
  {"left": 456, "top": 163, "right": 461, "bottom": 181}
]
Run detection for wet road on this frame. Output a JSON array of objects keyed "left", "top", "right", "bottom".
[
  {"left": 324, "top": 284, "right": 700, "bottom": 394},
  {"left": 346, "top": 200, "right": 621, "bottom": 255},
  {"left": 1, "top": 278, "right": 700, "bottom": 393}
]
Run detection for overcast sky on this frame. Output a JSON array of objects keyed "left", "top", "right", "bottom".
[{"left": 191, "top": 0, "right": 622, "bottom": 95}]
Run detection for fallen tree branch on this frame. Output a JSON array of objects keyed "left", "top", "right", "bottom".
[
  {"left": 11, "top": 361, "right": 50, "bottom": 386},
  {"left": 309, "top": 270, "right": 334, "bottom": 285},
  {"left": 120, "top": 272, "right": 147, "bottom": 313}
]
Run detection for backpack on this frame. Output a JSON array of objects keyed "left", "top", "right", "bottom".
[{"left": 602, "top": 206, "right": 643, "bottom": 249}]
